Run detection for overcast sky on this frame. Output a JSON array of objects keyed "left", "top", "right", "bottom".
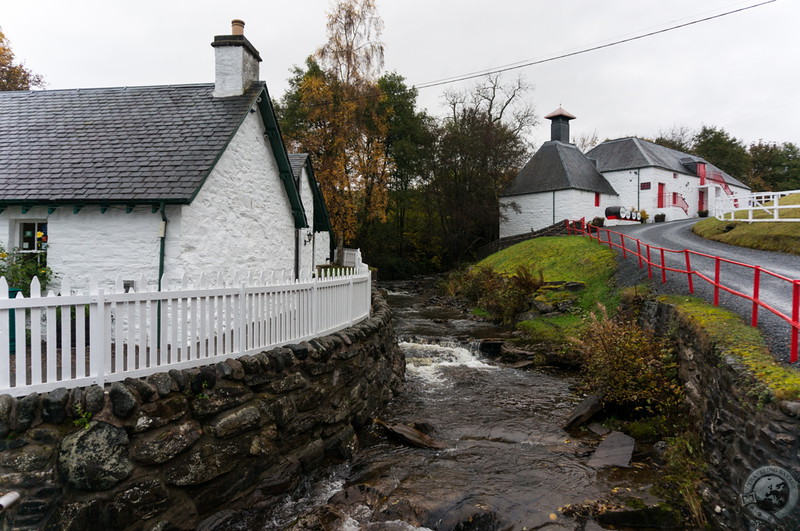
[{"left": 2, "top": 0, "right": 798, "bottom": 150}]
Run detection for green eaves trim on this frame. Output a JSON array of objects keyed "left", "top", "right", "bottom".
[
  {"left": 257, "top": 87, "right": 309, "bottom": 229},
  {"left": 301, "top": 157, "right": 332, "bottom": 232}
]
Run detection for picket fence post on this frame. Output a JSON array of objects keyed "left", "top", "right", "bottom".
[{"left": 90, "top": 281, "right": 107, "bottom": 388}]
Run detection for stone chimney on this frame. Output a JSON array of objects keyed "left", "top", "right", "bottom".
[
  {"left": 211, "top": 19, "right": 262, "bottom": 98},
  {"left": 545, "top": 107, "right": 576, "bottom": 143}
]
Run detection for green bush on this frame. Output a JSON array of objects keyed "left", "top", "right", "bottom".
[
  {"left": 444, "top": 264, "right": 543, "bottom": 324},
  {"left": 0, "top": 246, "right": 53, "bottom": 296},
  {"left": 572, "top": 306, "right": 686, "bottom": 426}
]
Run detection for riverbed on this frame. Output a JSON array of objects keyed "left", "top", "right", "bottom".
[{"left": 222, "top": 279, "right": 664, "bottom": 530}]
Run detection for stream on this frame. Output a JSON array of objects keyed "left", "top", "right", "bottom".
[{"left": 223, "top": 278, "right": 665, "bottom": 530}]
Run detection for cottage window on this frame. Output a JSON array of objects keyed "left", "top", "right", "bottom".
[{"left": 19, "top": 221, "right": 48, "bottom": 253}]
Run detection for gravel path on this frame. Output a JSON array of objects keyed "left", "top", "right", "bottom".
[{"left": 606, "top": 219, "right": 800, "bottom": 364}]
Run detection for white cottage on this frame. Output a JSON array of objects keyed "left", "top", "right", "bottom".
[
  {"left": 500, "top": 108, "right": 618, "bottom": 237},
  {"left": 0, "top": 20, "right": 332, "bottom": 293},
  {"left": 500, "top": 108, "right": 750, "bottom": 238}
]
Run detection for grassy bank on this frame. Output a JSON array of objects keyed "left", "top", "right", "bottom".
[
  {"left": 476, "top": 235, "right": 618, "bottom": 342},
  {"left": 693, "top": 193, "right": 800, "bottom": 256}
]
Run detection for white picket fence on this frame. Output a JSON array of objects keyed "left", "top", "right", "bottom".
[
  {"left": 0, "top": 267, "right": 372, "bottom": 397},
  {"left": 714, "top": 189, "right": 800, "bottom": 222}
]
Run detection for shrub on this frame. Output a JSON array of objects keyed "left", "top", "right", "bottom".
[
  {"left": 0, "top": 246, "right": 53, "bottom": 296},
  {"left": 697, "top": 210, "right": 709, "bottom": 218},
  {"left": 654, "top": 213, "right": 666, "bottom": 222},
  {"left": 639, "top": 209, "right": 649, "bottom": 223},
  {"left": 445, "top": 264, "right": 544, "bottom": 324},
  {"left": 572, "top": 305, "right": 686, "bottom": 426}
]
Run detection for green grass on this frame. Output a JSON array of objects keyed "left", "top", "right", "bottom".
[
  {"left": 693, "top": 193, "right": 800, "bottom": 256},
  {"left": 660, "top": 294, "right": 800, "bottom": 401},
  {"left": 477, "top": 236, "right": 618, "bottom": 340}
]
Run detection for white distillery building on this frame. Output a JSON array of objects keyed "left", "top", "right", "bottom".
[
  {"left": 0, "top": 20, "right": 332, "bottom": 293},
  {"left": 500, "top": 108, "right": 750, "bottom": 238}
]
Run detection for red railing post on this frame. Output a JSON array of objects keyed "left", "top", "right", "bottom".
[
  {"left": 620, "top": 234, "right": 627, "bottom": 258},
  {"left": 714, "top": 257, "right": 721, "bottom": 307},
  {"left": 792, "top": 280, "right": 799, "bottom": 363},
  {"left": 636, "top": 240, "right": 643, "bottom": 269},
  {"left": 660, "top": 249, "right": 667, "bottom": 284},
  {"left": 646, "top": 245, "right": 652, "bottom": 279},
  {"left": 751, "top": 266, "right": 761, "bottom": 327},
  {"left": 606, "top": 229, "right": 613, "bottom": 251},
  {"left": 684, "top": 250, "right": 694, "bottom": 293}
]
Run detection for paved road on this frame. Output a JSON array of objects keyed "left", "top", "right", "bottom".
[{"left": 608, "top": 219, "right": 800, "bottom": 363}]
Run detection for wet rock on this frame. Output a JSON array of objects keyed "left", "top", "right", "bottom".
[
  {"left": 282, "top": 505, "right": 348, "bottom": 530},
  {"left": 587, "top": 423, "right": 611, "bottom": 436},
  {"left": 588, "top": 431, "right": 635, "bottom": 468},
  {"left": 133, "top": 394, "right": 188, "bottom": 433},
  {"left": 224, "top": 358, "right": 245, "bottom": 380},
  {"left": 109, "top": 382, "right": 137, "bottom": 418},
  {"left": 285, "top": 343, "right": 309, "bottom": 360},
  {"left": 255, "top": 459, "right": 300, "bottom": 495},
  {"left": 0, "top": 443, "right": 52, "bottom": 472},
  {"left": 190, "top": 367, "right": 217, "bottom": 395},
  {"left": 84, "top": 385, "right": 105, "bottom": 413},
  {"left": 163, "top": 439, "right": 248, "bottom": 486},
  {"left": 169, "top": 369, "right": 188, "bottom": 391},
  {"left": 42, "top": 388, "right": 69, "bottom": 424},
  {"left": 0, "top": 394, "right": 14, "bottom": 437},
  {"left": 269, "top": 372, "right": 308, "bottom": 394},
  {"left": 58, "top": 421, "right": 132, "bottom": 490},
  {"left": 69, "top": 387, "right": 84, "bottom": 417},
  {"left": 15, "top": 392, "right": 39, "bottom": 431},
  {"left": 563, "top": 394, "right": 604, "bottom": 430},
  {"left": 130, "top": 421, "right": 202, "bottom": 464},
  {"left": 378, "top": 420, "right": 447, "bottom": 449},
  {"left": 107, "top": 479, "right": 172, "bottom": 522},
  {"left": 188, "top": 381, "right": 252, "bottom": 419},
  {"left": 125, "top": 377, "right": 157, "bottom": 402},
  {"left": 206, "top": 405, "right": 261, "bottom": 439},
  {"left": 148, "top": 372, "right": 175, "bottom": 396},
  {"left": 196, "top": 510, "right": 238, "bottom": 531}
]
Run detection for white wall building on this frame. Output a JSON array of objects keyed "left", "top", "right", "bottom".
[
  {"left": 500, "top": 108, "right": 750, "bottom": 238},
  {"left": 0, "top": 20, "right": 332, "bottom": 293}
]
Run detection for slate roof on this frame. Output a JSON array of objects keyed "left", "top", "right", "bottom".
[
  {"left": 502, "top": 141, "right": 618, "bottom": 197},
  {"left": 586, "top": 137, "right": 749, "bottom": 189},
  {"left": 0, "top": 83, "right": 263, "bottom": 204},
  {"left": 288, "top": 153, "right": 332, "bottom": 232}
]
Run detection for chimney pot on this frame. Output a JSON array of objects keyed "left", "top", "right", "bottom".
[{"left": 231, "top": 19, "right": 245, "bottom": 35}]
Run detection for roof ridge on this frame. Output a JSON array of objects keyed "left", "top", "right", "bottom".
[
  {"left": 0, "top": 83, "right": 217, "bottom": 96},
  {"left": 631, "top": 138, "right": 657, "bottom": 167}
]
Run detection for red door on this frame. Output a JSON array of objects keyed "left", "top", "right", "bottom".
[{"left": 657, "top": 183, "right": 665, "bottom": 208}]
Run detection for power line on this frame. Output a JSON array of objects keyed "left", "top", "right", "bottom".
[{"left": 412, "top": 0, "right": 776, "bottom": 91}]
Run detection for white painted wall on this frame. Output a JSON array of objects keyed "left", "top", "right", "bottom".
[
  {"left": 0, "top": 206, "right": 164, "bottom": 293},
  {"left": 171, "top": 110, "right": 295, "bottom": 284},
  {"left": 296, "top": 164, "right": 315, "bottom": 277},
  {"left": 313, "top": 231, "right": 331, "bottom": 269},
  {"left": 500, "top": 189, "right": 619, "bottom": 238}
]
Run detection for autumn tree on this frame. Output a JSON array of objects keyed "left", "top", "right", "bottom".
[
  {"left": 278, "top": 0, "right": 391, "bottom": 261},
  {"left": 0, "top": 29, "right": 44, "bottom": 91}
]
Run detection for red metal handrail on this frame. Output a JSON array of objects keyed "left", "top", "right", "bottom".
[{"left": 565, "top": 218, "right": 800, "bottom": 363}]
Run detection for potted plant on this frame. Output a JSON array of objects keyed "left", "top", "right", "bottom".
[
  {"left": 654, "top": 213, "right": 666, "bottom": 223},
  {"left": 639, "top": 209, "right": 649, "bottom": 223},
  {"left": 697, "top": 210, "right": 709, "bottom": 218}
]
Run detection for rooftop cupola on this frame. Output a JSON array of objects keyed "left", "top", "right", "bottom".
[
  {"left": 545, "top": 107, "right": 576, "bottom": 143},
  {"left": 211, "top": 19, "right": 262, "bottom": 98}
]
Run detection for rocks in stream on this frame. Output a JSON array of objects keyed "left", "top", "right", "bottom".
[
  {"left": 563, "top": 394, "right": 604, "bottom": 430},
  {"left": 376, "top": 420, "right": 447, "bottom": 450}
]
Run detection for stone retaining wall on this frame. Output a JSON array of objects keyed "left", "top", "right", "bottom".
[
  {"left": 0, "top": 290, "right": 404, "bottom": 531},
  {"left": 641, "top": 300, "right": 800, "bottom": 529}
]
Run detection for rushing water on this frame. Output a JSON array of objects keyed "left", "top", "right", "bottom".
[{"left": 228, "top": 280, "right": 660, "bottom": 530}]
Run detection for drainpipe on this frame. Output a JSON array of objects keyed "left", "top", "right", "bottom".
[
  {"left": 552, "top": 191, "right": 556, "bottom": 225},
  {"left": 294, "top": 229, "right": 300, "bottom": 280},
  {"left": 157, "top": 202, "right": 168, "bottom": 349},
  {"left": 0, "top": 491, "right": 20, "bottom": 513},
  {"left": 158, "top": 202, "right": 168, "bottom": 290}
]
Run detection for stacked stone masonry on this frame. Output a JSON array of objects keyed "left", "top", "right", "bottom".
[
  {"left": 641, "top": 300, "right": 800, "bottom": 529},
  {"left": 0, "top": 290, "right": 404, "bottom": 531}
]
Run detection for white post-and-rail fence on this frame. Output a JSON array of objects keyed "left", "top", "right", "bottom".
[
  {"left": 0, "top": 267, "right": 372, "bottom": 398},
  {"left": 714, "top": 189, "right": 800, "bottom": 222}
]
